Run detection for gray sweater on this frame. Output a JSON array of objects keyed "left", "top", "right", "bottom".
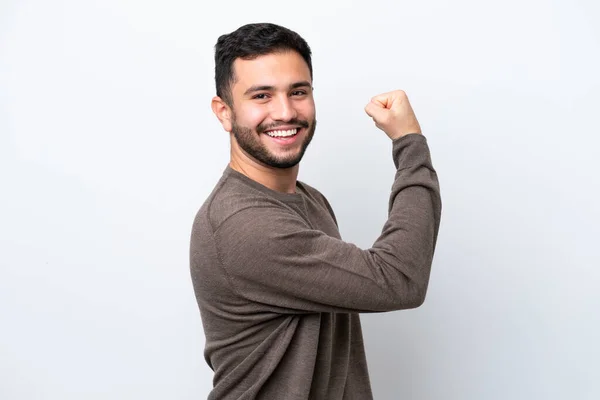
[{"left": 189, "top": 133, "right": 442, "bottom": 399}]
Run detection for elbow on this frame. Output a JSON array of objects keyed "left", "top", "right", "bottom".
[
  {"left": 371, "top": 251, "right": 432, "bottom": 311},
  {"left": 389, "top": 273, "right": 430, "bottom": 311},
  {"left": 398, "top": 255, "right": 433, "bottom": 309},
  {"left": 404, "top": 279, "right": 429, "bottom": 309},
  {"left": 413, "top": 283, "right": 429, "bottom": 308}
]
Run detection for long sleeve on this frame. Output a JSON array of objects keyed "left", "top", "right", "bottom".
[{"left": 212, "top": 133, "right": 441, "bottom": 314}]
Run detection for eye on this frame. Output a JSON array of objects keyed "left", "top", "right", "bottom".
[
  {"left": 252, "top": 93, "right": 269, "bottom": 100},
  {"left": 291, "top": 90, "right": 307, "bottom": 96}
]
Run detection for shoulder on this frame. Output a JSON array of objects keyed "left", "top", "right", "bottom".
[
  {"left": 297, "top": 180, "right": 328, "bottom": 205},
  {"left": 192, "top": 173, "right": 290, "bottom": 236}
]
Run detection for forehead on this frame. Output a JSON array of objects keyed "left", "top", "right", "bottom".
[{"left": 231, "top": 51, "right": 311, "bottom": 91}]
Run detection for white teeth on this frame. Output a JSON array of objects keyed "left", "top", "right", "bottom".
[{"left": 266, "top": 128, "right": 298, "bottom": 137}]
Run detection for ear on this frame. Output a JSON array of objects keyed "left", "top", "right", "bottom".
[{"left": 211, "top": 96, "right": 233, "bottom": 132}]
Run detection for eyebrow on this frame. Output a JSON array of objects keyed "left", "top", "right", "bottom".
[{"left": 243, "top": 81, "right": 312, "bottom": 96}]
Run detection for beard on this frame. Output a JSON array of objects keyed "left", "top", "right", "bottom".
[{"left": 231, "top": 114, "right": 316, "bottom": 169}]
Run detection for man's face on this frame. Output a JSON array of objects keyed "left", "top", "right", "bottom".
[{"left": 227, "top": 51, "right": 316, "bottom": 169}]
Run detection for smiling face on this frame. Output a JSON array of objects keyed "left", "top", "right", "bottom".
[{"left": 217, "top": 50, "right": 316, "bottom": 169}]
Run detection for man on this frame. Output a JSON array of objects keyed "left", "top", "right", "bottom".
[{"left": 190, "top": 22, "right": 441, "bottom": 400}]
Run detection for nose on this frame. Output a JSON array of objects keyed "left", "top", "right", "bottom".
[{"left": 270, "top": 95, "right": 297, "bottom": 121}]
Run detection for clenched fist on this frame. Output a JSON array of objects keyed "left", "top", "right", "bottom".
[{"left": 364, "top": 90, "right": 422, "bottom": 140}]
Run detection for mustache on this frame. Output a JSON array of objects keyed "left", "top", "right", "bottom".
[{"left": 257, "top": 119, "right": 310, "bottom": 133}]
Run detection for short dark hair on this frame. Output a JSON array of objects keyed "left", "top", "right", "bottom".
[{"left": 214, "top": 23, "right": 313, "bottom": 106}]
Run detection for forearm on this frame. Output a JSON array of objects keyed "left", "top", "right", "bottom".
[{"left": 361, "top": 133, "right": 441, "bottom": 310}]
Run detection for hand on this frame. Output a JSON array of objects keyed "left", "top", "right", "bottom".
[{"left": 364, "top": 90, "right": 422, "bottom": 140}]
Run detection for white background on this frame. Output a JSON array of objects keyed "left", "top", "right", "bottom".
[{"left": 1, "top": 0, "right": 599, "bottom": 399}]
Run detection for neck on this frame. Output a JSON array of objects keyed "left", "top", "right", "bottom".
[{"left": 229, "top": 139, "right": 299, "bottom": 194}]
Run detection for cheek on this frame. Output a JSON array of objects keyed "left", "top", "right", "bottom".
[
  {"left": 238, "top": 104, "right": 269, "bottom": 127},
  {"left": 298, "top": 99, "right": 316, "bottom": 120}
]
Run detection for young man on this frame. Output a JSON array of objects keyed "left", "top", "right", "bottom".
[{"left": 190, "top": 23, "right": 441, "bottom": 399}]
